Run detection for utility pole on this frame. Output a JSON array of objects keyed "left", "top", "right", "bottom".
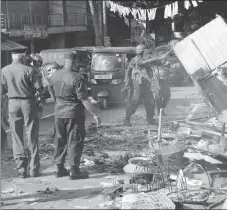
[
  {"left": 5, "top": 1, "right": 10, "bottom": 30},
  {"left": 103, "top": 0, "right": 107, "bottom": 37},
  {"left": 88, "top": 0, "right": 102, "bottom": 46},
  {"left": 28, "top": 1, "right": 35, "bottom": 54}
]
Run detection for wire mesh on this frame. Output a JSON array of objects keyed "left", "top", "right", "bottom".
[
  {"left": 132, "top": 159, "right": 164, "bottom": 193},
  {"left": 157, "top": 160, "right": 181, "bottom": 193}
]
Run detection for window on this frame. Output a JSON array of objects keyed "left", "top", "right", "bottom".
[{"left": 92, "top": 53, "right": 124, "bottom": 72}]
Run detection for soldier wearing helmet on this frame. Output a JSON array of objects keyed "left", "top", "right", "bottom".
[
  {"left": 32, "top": 54, "right": 43, "bottom": 68},
  {"left": 123, "top": 44, "right": 172, "bottom": 126},
  {"left": 22, "top": 54, "right": 33, "bottom": 66}
]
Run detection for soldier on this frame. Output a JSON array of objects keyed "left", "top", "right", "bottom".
[
  {"left": 1, "top": 52, "right": 42, "bottom": 178},
  {"left": 49, "top": 52, "right": 101, "bottom": 180},
  {"left": 123, "top": 45, "right": 172, "bottom": 126}
]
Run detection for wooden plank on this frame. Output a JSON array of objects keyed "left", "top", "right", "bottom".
[
  {"left": 192, "top": 17, "right": 227, "bottom": 69},
  {"left": 191, "top": 29, "right": 216, "bottom": 70},
  {"left": 174, "top": 37, "right": 209, "bottom": 75}
]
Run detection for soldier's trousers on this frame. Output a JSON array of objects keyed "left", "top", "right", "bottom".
[
  {"left": 54, "top": 114, "right": 85, "bottom": 167},
  {"left": 155, "top": 79, "right": 171, "bottom": 110},
  {"left": 125, "top": 81, "right": 155, "bottom": 123},
  {"left": 1, "top": 125, "right": 7, "bottom": 153},
  {"left": 8, "top": 99, "right": 40, "bottom": 173}
]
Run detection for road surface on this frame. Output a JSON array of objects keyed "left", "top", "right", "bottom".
[{"left": 5, "top": 86, "right": 197, "bottom": 147}]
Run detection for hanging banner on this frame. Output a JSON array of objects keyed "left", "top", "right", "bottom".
[{"left": 106, "top": 0, "right": 204, "bottom": 20}]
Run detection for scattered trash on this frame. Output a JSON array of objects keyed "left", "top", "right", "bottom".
[
  {"left": 36, "top": 186, "right": 59, "bottom": 195},
  {"left": 114, "top": 178, "right": 132, "bottom": 185},
  {"left": 197, "top": 139, "right": 209, "bottom": 150},
  {"left": 102, "top": 186, "right": 124, "bottom": 200},
  {"left": 184, "top": 152, "right": 223, "bottom": 164},
  {"left": 30, "top": 202, "right": 38, "bottom": 206},
  {"left": 208, "top": 144, "right": 223, "bottom": 154},
  {"left": 177, "top": 127, "right": 191, "bottom": 135},
  {"left": 99, "top": 201, "right": 115, "bottom": 207},
  {"left": 100, "top": 182, "right": 115, "bottom": 188},
  {"left": 80, "top": 158, "right": 95, "bottom": 166},
  {"left": 121, "top": 192, "right": 175, "bottom": 209}
]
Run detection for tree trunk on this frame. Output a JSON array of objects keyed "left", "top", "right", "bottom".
[{"left": 88, "top": 0, "right": 102, "bottom": 46}]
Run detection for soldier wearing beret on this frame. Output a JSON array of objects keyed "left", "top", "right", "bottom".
[
  {"left": 49, "top": 52, "right": 101, "bottom": 180},
  {"left": 1, "top": 51, "right": 43, "bottom": 178}
]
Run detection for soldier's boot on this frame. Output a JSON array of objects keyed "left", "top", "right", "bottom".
[
  {"left": 68, "top": 166, "right": 89, "bottom": 180},
  {"left": 55, "top": 164, "right": 69, "bottom": 178},
  {"left": 17, "top": 158, "right": 28, "bottom": 178}
]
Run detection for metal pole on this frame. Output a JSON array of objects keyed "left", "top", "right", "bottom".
[
  {"left": 28, "top": 1, "right": 35, "bottom": 54},
  {"left": 6, "top": 1, "right": 10, "bottom": 30}
]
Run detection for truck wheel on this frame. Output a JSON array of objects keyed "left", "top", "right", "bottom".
[
  {"left": 2, "top": 99, "right": 9, "bottom": 127},
  {"left": 99, "top": 98, "right": 107, "bottom": 110}
]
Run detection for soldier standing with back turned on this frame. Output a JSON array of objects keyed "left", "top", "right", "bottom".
[{"left": 49, "top": 52, "right": 101, "bottom": 180}]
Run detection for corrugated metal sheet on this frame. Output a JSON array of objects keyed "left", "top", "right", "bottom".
[
  {"left": 1, "top": 40, "right": 27, "bottom": 51},
  {"left": 174, "top": 16, "right": 227, "bottom": 114}
]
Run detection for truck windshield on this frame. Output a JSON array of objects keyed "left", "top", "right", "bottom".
[{"left": 92, "top": 53, "right": 124, "bottom": 71}]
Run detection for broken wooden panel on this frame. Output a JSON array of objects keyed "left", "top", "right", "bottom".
[
  {"left": 174, "top": 37, "right": 210, "bottom": 75},
  {"left": 190, "top": 17, "right": 227, "bottom": 70},
  {"left": 174, "top": 16, "right": 227, "bottom": 114}
]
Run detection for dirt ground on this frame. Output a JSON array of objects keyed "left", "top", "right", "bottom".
[{"left": 3, "top": 86, "right": 224, "bottom": 209}]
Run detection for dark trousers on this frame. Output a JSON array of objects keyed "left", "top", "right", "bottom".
[
  {"left": 8, "top": 99, "right": 40, "bottom": 172},
  {"left": 1, "top": 125, "right": 7, "bottom": 153},
  {"left": 155, "top": 79, "right": 171, "bottom": 110},
  {"left": 125, "top": 81, "right": 155, "bottom": 123},
  {"left": 54, "top": 115, "right": 85, "bottom": 167}
]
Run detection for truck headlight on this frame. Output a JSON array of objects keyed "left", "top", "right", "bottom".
[
  {"left": 111, "top": 79, "right": 122, "bottom": 85},
  {"left": 91, "top": 79, "right": 97, "bottom": 84}
]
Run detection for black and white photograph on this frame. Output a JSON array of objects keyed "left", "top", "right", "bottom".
[{"left": 1, "top": 0, "right": 227, "bottom": 209}]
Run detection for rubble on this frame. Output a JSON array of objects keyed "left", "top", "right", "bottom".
[{"left": 3, "top": 98, "right": 227, "bottom": 209}]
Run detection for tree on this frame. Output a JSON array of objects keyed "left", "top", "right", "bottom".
[{"left": 88, "top": 0, "right": 102, "bottom": 46}]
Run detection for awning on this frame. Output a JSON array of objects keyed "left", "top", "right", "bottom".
[{"left": 1, "top": 40, "right": 27, "bottom": 51}]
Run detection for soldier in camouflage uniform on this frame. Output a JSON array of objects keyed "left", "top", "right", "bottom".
[{"left": 123, "top": 45, "right": 172, "bottom": 126}]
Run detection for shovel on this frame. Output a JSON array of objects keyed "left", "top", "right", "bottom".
[
  {"left": 153, "top": 108, "right": 163, "bottom": 165},
  {"left": 158, "top": 108, "right": 163, "bottom": 145}
]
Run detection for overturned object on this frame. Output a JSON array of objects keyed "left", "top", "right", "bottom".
[{"left": 174, "top": 16, "right": 227, "bottom": 115}]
